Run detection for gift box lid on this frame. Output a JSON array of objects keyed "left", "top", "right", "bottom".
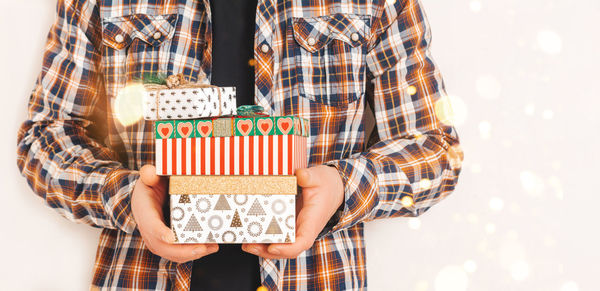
[{"left": 169, "top": 175, "right": 298, "bottom": 195}]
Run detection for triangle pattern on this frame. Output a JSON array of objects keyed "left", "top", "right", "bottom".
[
  {"left": 230, "top": 210, "right": 243, "bottom": 228},
  {"left": 207, "top": 232, "right": 216, "bottom": 243},
  {"left": 266, "top": 217, "right": 282, "bottom": 235},
  {"left": 214, "top": 195, "right": 231, "bottom": 211},
  {"left": 247, "top": 199, "right": 266, "bottom": 216},
  {"left": 179, "top": 194, "right": 191, "bottom": 204},
  {"left": 184, "top": 214, "right": 203, "bottom": 232}
]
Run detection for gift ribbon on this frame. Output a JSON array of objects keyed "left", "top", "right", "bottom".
[
  {"left": 144, "top": 74, "right": 223, "bottom": 120},
  {"left": 236, "top": 105, "right": 267, "bottom": 117}
]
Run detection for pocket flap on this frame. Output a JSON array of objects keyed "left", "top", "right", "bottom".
[
  {"left": 102, "top": 14, "right": 177, "bottom": 50},
  {"left": 292, "top": 14, "right": 369, "bottom": 53}
]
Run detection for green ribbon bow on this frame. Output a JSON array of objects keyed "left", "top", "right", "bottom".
[{"left": 236, "top": 105, "right": 266, "bottom": 117}]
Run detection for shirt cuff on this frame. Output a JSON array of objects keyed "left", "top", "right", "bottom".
[
  {"left": 315, "top": 161, "right": 354, "bottom": 239},
  {"left": 99, "top": 168, "right": 140, "bottom": 233}
]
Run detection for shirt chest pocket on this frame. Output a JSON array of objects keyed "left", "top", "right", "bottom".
[
  {"left": 101, "top": 14, "right": 178, "bottom": 95},
  {"left": 292, "top": 13, "right": 370, "bottom": 107}
]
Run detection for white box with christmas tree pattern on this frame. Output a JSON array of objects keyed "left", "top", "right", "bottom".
[{"left": 169, "top": 176, "right": 296, "bottom": 243}]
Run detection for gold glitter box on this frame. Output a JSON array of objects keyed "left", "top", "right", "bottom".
[{"left": 169, "top": 176, "right": 297, "bottom": 244}]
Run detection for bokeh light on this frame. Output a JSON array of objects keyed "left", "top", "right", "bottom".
[
  {"left": 434, "top": 265, "right": 468, "bottom": 291},
  {"left": 478, "top": 121, "right": 491, "bottom": 140},
  {"left": 551, "top": 160, "right": 561, "bottom": 171},
  {"left": 415, "top": 280, "right": 429, "bottom": 291},
  {"left": 402, "top": 196, "right": 415, "bottom": 208},
  {"left": 420, "top": 178, "right": 433, "bottom": 190},
  {"left": 485, "top": 223, "right": 496, "bottom": 234},
  {"left": 542, "top": 109, "right": 554, "bottom": 120},
  {"left": 435, "top": 95, "right": 468, "bottom": 126},
  {"left": 476, "top": 75, "right": 501, "bottom": 100},
  {"left": 537, "top": 30, "right": 563, "bottom": 55},
  {"left": 114, "top": 83, "right": 145, "bottom": 126},
  {"left": 407, "top": 85, "right": 418, "bottom": 95},
  {"left": 466, "top": 213, "right": 479, "bottom": 224},
  {"left": 489, "top": 197, "right": 504, "bottom": 211},
  {"left": 470, "top": 163, "right": 482, "bottom": 174},
  {"left": 408, "top": 218, "right": 422, "bottom": 230},
  {"left": 499, "top": 236, "right": 528, "bottom": 273},
  {"left": 524, "top": 103, "right": 535, "bottom": 116},
  {"left": 520, "top": 171, "right": 545, "bottom": 196},
  {"left": 510, "top": 260, "right": 530, "bottom": 281},
  {"left": 469, "top": 1, "right": 482, "bottom": 13},
  {"left": 463, "top": 260, "right": 477, "bottom": 273},
  {"left": 560, "top": 281, "right": 579, "bottom": 291},
  {"left": 448, "top": 145, "right": 464, "bottom": 169}
]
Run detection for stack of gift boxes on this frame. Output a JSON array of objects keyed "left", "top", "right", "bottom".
[{"left": 144, "top": 83, "right": 309, "bottom": 244}]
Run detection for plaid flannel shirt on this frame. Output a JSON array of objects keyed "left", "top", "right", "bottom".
[{"left": 17, "top": 0, "right": 463, "bottom": 290}]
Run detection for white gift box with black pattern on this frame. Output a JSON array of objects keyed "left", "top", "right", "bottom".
[
  {"left": 143, "top": 86, "right": 236, "bottom": 120},
  {"left": 170, "top": 194, "right": 295, "bottom": 244},
  {"left": 169, "top": 176, "right": 296, "bottom": 244}
]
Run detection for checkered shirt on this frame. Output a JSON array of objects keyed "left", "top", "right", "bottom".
[{"left": 16, "top": 0, "right": 463, "bottom": 290}]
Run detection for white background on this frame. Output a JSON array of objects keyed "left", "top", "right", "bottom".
[{"left": 1, "top": 0, "right": 598, "bottom": 290}]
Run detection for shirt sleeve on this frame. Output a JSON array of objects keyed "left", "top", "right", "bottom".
[
  {"left": 326, "top": 0, "right": 464, "bottom": 232},
  {"left": 16, "top": 0, "right": 139, "bottom": 233}
]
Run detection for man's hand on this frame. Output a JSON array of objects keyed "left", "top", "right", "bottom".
[
  {"left": 242, "top": 165, "right": 344, "bottom": 259},
  {"left": 131, "top": 165, "right": 219, "bottom": 263}
]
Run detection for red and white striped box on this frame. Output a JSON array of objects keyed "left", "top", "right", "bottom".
[{"left": 155, "top": 135, "right": 308, "bottom": 176}]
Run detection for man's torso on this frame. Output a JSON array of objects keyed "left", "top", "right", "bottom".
[{"left": 92, "top": 0, "right": 378, "bottom": 290}]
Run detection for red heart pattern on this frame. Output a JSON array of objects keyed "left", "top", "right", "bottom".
[
  {"left": 177, "top": 122, "right": 193, "bottom": 138},
  {"left": 237, "top": 119, "right": 253, "bottom": 136},
  {"left": 277, "top": 117, "right": 292, "bottom": 135},
  {"left": 196, "top": 121, "right": 213, "bottom": 137},
  {"left": 157, "top": 123, "right": 173, "bottom": 139},
  {"left": 256, "top": 119, "right": 273, "bottom": 135}
]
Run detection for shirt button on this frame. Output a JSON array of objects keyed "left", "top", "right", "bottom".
[
  {"left": 307, "top": 37, "right": 316, "bottom": 46},
  {"left": 115, "top": 34, "right": 124, "bottom": 43},
  {"left": 153, "top": 32, "right": 162, "bottom": 40},
  {"left": 351, "top": 33, "right": 360, "bottom": 42},
  {"left": 260, "top": 44, "right": 270, "bottom": 53}
]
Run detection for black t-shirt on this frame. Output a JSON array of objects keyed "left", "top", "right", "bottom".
[
  {"left": 189, "top": 1, "right": 261, "bottom": 290},
  {"left": 208, "top": 0, "right": 257, "bottom": 107}
]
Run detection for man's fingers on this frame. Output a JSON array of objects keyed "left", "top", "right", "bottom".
[
  {"left": 242, "top": 236, "right": 313, "bottom": 259},
  {"left": 154, "top": 220, "right": 177, "bottom": 243},
  {"left": 270, "top": 200, "right": 323, "bottom": 256},
  {"left": 133, "top": 186, "right": 173, "bottom": 242},
  {"left": 242, "top": 244, "right": 281, "bottom": 260},
  {"left": 140, "top": 165, "right": 161, "bottom": 187},
  {"left": 153, "top": 243, "right": 219, "bottom": 263},
  {"left": 296, "top": 167, "right": 320, "bottom": 188},
  {"left": 266, "top": 226, "right": 316, "bottom": 258}
]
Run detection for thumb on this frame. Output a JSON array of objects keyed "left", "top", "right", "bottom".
[
  {"left": 296, "top": 167, "right": 320, "bottom": 188},
  {"left": 157, "top": 223, "right": 177, "bottom": 244},
  {"left": 140, "top": 165, "right": 161, "bottom": 187}
]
